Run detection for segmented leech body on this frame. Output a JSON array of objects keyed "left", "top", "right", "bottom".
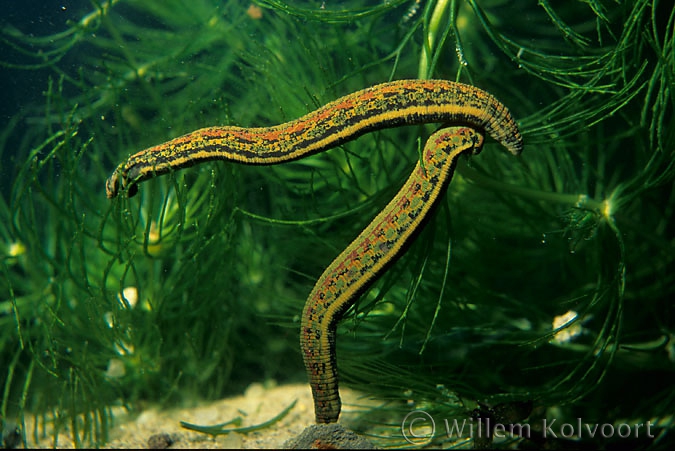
[
  {"left": 105, "top": 80, "right": 522, "bottom": 198},
  {"left": 303, "top": 127, "right": 485, "bottom": 423},
  {"left": 105, "top": 79, "right": 523, "bottom": 424}
]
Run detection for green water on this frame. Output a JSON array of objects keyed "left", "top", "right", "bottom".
[{"left": 1, "top": 0, "right": 673, "bottom": 448}]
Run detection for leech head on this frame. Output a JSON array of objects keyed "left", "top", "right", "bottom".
[
  {"left": 105, "top": 170, "right": 120, "bottom": 199},
  {"left": 506, "top": 139, "right": 524, "bottom": 156},
  {"left": 504, "top": 127, "right": 524, "bottom": 156},
  {"left": 105, "top": 165, "right": 138, "bottom": 198}
]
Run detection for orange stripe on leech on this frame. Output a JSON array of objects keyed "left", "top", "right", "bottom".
[{"left": 319, "top": 240, "right": 396, "bottom": 325}]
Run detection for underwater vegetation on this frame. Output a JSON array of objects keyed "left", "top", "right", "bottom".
[{"left": 1, "top": 0, "right": 673, "bottom": 448}]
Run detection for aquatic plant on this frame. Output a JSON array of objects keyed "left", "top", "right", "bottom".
[{"left": 1, "top": 0, "right": 673, "bottom": 448}]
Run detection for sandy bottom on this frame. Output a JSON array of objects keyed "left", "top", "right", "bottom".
[{"left": 23, "top": 382, "right": 380, "bottom": 449}]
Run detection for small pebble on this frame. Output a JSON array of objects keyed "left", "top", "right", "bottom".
[{"left": 147, "top": 432, "right": 175, "bottom": 449}]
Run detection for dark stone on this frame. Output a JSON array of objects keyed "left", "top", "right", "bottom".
[{"left": 284, "top": 423, "right": 376, "bottom": 449}]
